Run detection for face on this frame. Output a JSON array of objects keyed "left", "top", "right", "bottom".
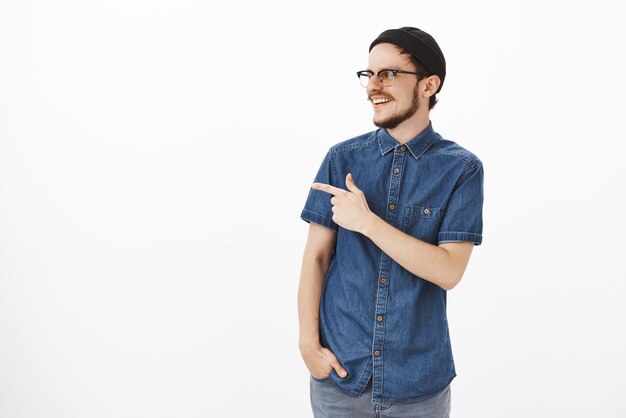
[{"left": 366, "top": 43, "right": 421, "bottom": 129}]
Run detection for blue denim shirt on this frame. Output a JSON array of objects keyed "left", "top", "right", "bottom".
[{"left": 300, "top": 121, "right": 484, "bottom": 403}]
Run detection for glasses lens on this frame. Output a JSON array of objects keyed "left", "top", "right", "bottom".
[
  {"left": 358, "top": 72, "right": 371, "bottom": 87},
  {"left": 379, "top": 70, "right": 394, "bottom": 86}
]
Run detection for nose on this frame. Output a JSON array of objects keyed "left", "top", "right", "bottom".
[
  {"left": 366, "top": 76, "right": 384, "bottom": 95},
  {"left": 369, "top": 74, "right": 384, "bottom": 88}
]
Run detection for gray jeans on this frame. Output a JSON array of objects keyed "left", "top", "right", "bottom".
[{"left": 310, "top": 376, "right": 451, "bottom": 418}]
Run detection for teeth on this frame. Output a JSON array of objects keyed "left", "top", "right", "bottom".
[{"left": 373, "top": 98, "right": 391, "bottom": 104}]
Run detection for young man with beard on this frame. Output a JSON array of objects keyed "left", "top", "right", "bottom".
[{"left": 298, "top": 27, "right": 484, "bottom": 417}]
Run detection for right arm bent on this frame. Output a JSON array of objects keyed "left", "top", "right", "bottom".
[{"left": 297, "top": 222, "right": 347, "bottom": 379}]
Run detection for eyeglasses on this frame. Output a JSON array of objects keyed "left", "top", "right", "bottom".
[{"left": 356, "top": 69, "right": 429, "bottom": 87}]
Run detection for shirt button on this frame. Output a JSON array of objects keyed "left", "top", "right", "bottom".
[
  {"left": 374, "top": 350, "right": 380, "bottom": 356},
  {"left": 377, "top": 315, "right": 383, "bottom": 322},
  {"left": 389, "top": 204, "right": 395, "bottom": 210},
  {"left": 423, "top": 208, "right": 430, "bottom": 215},
  {"left": 400, "top": 145, "right": 407, "bottom": 152},
  {"left": 393, "top": 168, "right": 399, "bottom": 174},
  {"left": 380, "top": 277, "right": 387, "bottom": 284}
]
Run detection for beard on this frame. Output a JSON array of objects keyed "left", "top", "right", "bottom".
[{"left": 373, "top": 84, "right": 419, "bottom": 129}]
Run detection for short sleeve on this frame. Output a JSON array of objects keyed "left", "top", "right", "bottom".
[
  {"left": 300, "top": 151, "right": 339, "bottom": 231},
  {"left": 438, "top": 161, "right": 484, "bottom": 245}
]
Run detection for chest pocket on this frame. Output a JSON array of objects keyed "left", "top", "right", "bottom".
[{"left": 403, "top": 205, "right": 445, "bottom": 244}]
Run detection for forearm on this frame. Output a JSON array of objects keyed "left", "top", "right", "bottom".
[
  {"left": 297, "top": 256, "right": 329, "bottom": 350},
  {"left": 362, "top": 213, "right": 459, "bottom": 290}
]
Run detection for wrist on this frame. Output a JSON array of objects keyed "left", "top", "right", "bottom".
[
  {"left": 360, "top": 211, "right": 380, "bottom": 236},
  {"left": 299, "top": 338, "right": 321, "bottom": 353}
]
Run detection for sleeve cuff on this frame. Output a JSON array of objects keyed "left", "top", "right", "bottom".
[
  {"left": 300, "top": 209, "right": 338, "bottom": 231},
  {"left": 438, "top": 231, "right": 482, "bottom": 245}
]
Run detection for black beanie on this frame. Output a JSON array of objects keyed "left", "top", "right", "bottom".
[{"left": 369, "top": 27, "right": 446, "bottom": 94}]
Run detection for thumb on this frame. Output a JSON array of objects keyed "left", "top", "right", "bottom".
[
  {"left": 345, "top": 173, "right": 360, "bottom": 193},
  {"left": 322, "top": 348, "right": 348, "bottom": 378}
]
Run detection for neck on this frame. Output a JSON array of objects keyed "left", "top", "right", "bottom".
[{"left": 387, "top": 109, "right": 430, "bottom": 143}]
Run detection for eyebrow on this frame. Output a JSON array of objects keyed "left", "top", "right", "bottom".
[{"left": 364, "top": 67, "right": 402, "bottom": 73}]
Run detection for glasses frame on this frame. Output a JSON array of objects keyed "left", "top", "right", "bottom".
[{"left": 356, "top": 68, "right": 430, "bottom": 87}]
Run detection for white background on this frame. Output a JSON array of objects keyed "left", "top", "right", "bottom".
[{"left": 1, "top": 0, "right": 625, "bottom": 417}]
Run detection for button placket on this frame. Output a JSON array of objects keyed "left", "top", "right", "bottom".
[{"left": 371, "top": 144, "right": 406, "bottom": 400}]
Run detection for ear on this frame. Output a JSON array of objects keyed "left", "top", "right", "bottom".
[{"left": 422, "top": 75, "right": 441, "bottom": 99}]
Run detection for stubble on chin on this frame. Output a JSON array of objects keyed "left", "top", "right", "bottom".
[{"left": 373, "top": 104, "right": 417, "bottom": 129}]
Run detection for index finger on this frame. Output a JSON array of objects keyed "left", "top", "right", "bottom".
[{"left": 311, "top": 182, "right": 346, "bottom": 196}]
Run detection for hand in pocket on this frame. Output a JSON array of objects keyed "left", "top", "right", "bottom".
[{"left": 302, "top": 345, "right": 348, "bottom": 379}]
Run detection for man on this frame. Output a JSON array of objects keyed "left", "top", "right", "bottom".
[{"left": 298, "top": 27, "right": 484, "bottom": 417}]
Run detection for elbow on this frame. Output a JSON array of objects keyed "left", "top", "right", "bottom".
[
  {"left": 440, "top": 282, "right": 455, "bottom": 291},
  {"left": 440, "top": 273, "right": 463, "bottom": 291},
  {"left": 439, "top": 253, "right": 469, "bottom": 291}
]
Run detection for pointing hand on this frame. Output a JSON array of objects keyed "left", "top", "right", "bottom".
[{"left": 311, "top": 173, "right": 374, "bottom": 234}]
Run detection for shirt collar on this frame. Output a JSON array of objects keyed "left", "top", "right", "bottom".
[{"left": 377, "top": 120, "right": 438, "bottom": 160}]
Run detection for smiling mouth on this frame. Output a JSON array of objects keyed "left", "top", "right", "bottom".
[{"left": 371, "top": 98, "right": 392, "bottom": 105}]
